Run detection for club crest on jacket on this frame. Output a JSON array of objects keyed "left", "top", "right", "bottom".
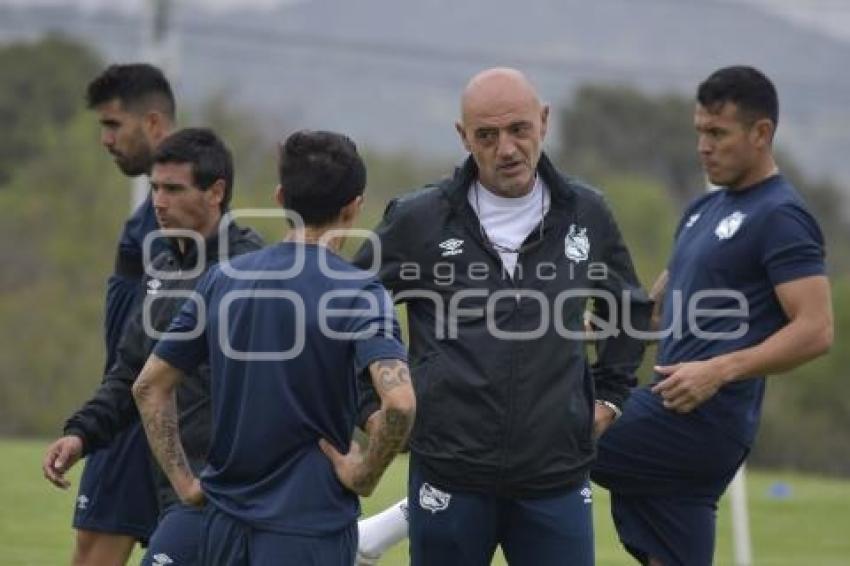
[{"left": 565, "top": 224, "right": 590, "bottom": 263}]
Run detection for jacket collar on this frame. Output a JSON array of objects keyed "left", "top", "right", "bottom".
[
  {"left": 441, "top": 152, "right": 576, "bottom": 214},
  {"left": 166, "top": 216, "right": 240, "bottom": 265}
]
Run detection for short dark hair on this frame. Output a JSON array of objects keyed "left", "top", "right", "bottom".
[
  {"left": 697, "top": 66, "right": 778, "bottom": 129},
  {"left": 153, "top": 128, "right": 233, "bottom": 212},
  {"left": 86, "top": 63, "right": 175, "bottom": 120},
  {"left": 277, "top": 130, "right": 367, "bottom": 226}
]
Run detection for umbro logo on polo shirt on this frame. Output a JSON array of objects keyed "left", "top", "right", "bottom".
[
  {"left": 147, "top": 278, "right": 162, "bottom": 295},
  {"left": 152, "top": 554, "right": 174, "bottom": 565},
  {"left": 685, "top": 213, "right": 701, "bottom": 229}
]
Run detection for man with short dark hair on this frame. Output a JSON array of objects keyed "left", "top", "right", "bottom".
[
  {"left": 44, "top": 127, "right": 263, "bottom": 566},
  {"left": 134, "top": 130, "right": 415, "bottom": 565},
  {"left": 41, "top": 62, "right": 175, "bottom": 565},
  {"left": 86, "top": 63, "right": 176, "bottom": 179},
  {"left": 592, "top": 65, "right": 833, "bottom": 566}
]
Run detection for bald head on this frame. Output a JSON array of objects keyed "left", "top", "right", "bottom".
[
  {"left": 456, "top": 68, "right": 549, "bottom": 197},
  {"left": 460, "top": 68, "right": 543, "bottom": 121}
]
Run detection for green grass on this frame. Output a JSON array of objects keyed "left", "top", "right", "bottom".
[{"left": 3, "top": 437, "right": 849, "bottom": 565}]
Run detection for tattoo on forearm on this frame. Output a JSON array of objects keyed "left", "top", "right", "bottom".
[
  {"left": 353, "top": 360, "right": 414, "bottom": 494},
  {"left": 372, "top": 360, "right": 411, "bottom": 392},
  {"left": 353, "top": 406, "right": 413, "bottom": 494},
  {"left": 136, "top": 382, "right": 192, "bottom": 489}
]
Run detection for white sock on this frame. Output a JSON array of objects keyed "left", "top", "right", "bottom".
[{"left": 357, "top": 498, "right": 410, "bottom": 558}]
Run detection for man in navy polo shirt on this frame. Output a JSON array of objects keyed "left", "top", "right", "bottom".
[
  {"left": 42, "top": 63, "right": 175, "bottom": 565},
  {"left": 132, "top": 130, "right": 416, "bottom": 565},
  {"left": 592, "top": 66, "right": 834, "bottom": 565}
]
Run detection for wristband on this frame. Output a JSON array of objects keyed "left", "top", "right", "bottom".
[{"left": 596, "top": 399, "right": 622, "bottom": 420}]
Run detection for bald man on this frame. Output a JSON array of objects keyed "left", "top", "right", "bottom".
[{"left": 353, "top": 68, "right": 651, "bottom": 566}]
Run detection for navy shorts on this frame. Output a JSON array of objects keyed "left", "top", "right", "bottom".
[
  {"left": 408, "top": 457, "right": 594, "bottom": 566},
  {"left": 72, "top": 422, "right": 159, "bottom": 543},
  {"left": 141, "top": 504, "right": 204, "bottom": 566},
  {"left": 591, "top": 387, "right": 748, "bottom": 566},
  {"left": 199, "top": 505, "right": 356, "bottom": 566}
]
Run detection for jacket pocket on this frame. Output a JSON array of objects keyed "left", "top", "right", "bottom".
[{"left": 410, "top": 352, "right": 441, "bottom": 444}]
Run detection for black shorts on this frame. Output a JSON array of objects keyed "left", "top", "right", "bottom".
[{"left": 72, "top": 422, "right": 159, "bottom": 543}]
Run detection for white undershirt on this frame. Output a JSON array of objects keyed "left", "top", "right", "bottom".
[{"left": 468, "top": 176, "right": 551, "bottom": 276}]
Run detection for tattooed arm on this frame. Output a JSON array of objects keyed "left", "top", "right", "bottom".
[
  {"left": 320, "top": 358, "right": 415, "bottom": 497},
  {"left": 132, "top": 353, "right": 204, "bottom": 506}
]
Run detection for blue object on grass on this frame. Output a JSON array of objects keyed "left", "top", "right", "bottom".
[{"left": 768, "top": 482, "right": 792, "bottom": 499}]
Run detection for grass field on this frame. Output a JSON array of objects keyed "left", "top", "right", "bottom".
[{"left": 2, "top": 437, "right": 848, "bottom": 565}]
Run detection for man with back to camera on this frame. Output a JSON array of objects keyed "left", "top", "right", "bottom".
[
  {"left": 352, "top": 67, "right": 651, "bottom": 565},
  {"left": 40, "top": 63, "right": 175, "bottom": 565},
  {"left": 133, "top": 130, "right": 416, "bottom": 565},
  {"left": 42, "top": 127, "right": 263, "bottom": 566},
  {"left": 591, "top": 65, "right": 833, "bottom": 565}
]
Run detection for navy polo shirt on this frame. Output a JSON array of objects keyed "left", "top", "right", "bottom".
[
  {"left": 154, "top": 242, "right": 407, "bottom": 535},
  {"left": 105, "top": 195, "right": 163, "bottom": 371},
  {"left": 658, "top": 174, "right": 825, "bottom": 445}
]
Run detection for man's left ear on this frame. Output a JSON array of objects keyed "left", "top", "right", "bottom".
[
  {"left": 208, "top": 179, "right": 226, "bottom": 208},
  {"left": 144, "top": 110, "right": 166, "bottom": 140},
  {"left": 753, "top": 118, "right": 775, "bottom": 148}
]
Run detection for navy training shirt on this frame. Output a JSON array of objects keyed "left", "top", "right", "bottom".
[
  {"left": 104, "top": 194, "right": 163, "bottom": 372},
  {"left": 154, "top": 242, "right": 407, "bottom": 535},
  {"left": 658, "top": 174, "right": 825, "bottom": 446}
]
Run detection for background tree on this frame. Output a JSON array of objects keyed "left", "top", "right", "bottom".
[
  {"left": 0, "top": 34, "right": 100, "bottom": 187},
  {"left": 557, "top": 84, "right": 703, "bottom": 207}
]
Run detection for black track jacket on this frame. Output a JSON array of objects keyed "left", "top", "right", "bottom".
[
  {"left": 64, "top": 220, "right": 263, "bottom": 508},
  {"left": 354, "top": 154, "right": 650, "bottom": 497}
]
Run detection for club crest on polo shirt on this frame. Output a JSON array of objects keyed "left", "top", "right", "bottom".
[
  {"left": 715, "top": 211, "right": 747, "bottom": 240},
  {"left": 419, "top": 482, "right": 451, "bottom": 513},
  {"left": 76, "top": 494, "right": 89, "bottom": 510},
  {"left": 581, "top": 486, "right": 593, "bottom": 504},
  {"left": 439, "top": 238, "right": 464, "bottom": 257},
  {"left": 565, "top": 224, "right": 590, "bottom": 263}
]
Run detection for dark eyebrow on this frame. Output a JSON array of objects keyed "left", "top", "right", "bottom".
[{"left": 151, "top": 181, "right": 187, "bottom": 191}]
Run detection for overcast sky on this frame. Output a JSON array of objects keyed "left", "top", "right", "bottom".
[{"left": 2, "top": 0, "right": 849, "bottom": 43}]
